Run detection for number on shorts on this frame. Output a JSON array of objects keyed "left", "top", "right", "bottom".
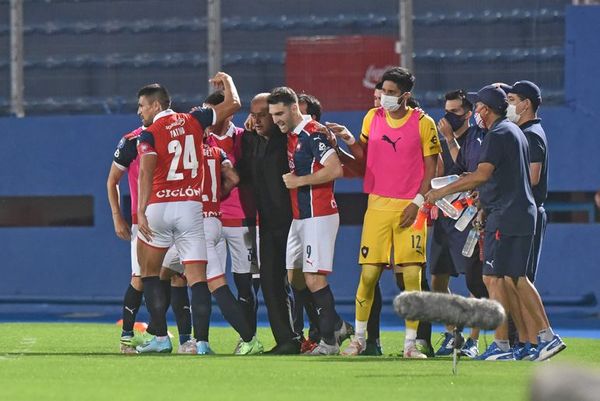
[
  {"left": 306, "top": 245, "right": 312, "bottom": 258},
  {"left": 411, "top": 235, "right": 422, "bottom": 249},
  {"left": 167, "top": 135, "right": 199, "bottom": 181}
]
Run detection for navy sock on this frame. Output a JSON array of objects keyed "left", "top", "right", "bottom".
[
  {"left": 160, "top": 279, "right": 171, "bottom": 312},
  {"left": 310, "top": 285, "right": 339, "bottom": 345},
  {"left": 212, "top": 285, "right": 253, "bottom": 342},
  {"left": 141, "top": 276, "right": 168, "bottom": 337},
  {"left": 121, "top": 284, "right": 143, "bottom": 334},
  {"left": 190, "top": 282, "right": 212, "bottom": 342},
  {"left": 234, "top": 273, "right": 257, "bottom": 335},
  {"left": 171, "top": 286, "right": 192, "bottom": 344}
]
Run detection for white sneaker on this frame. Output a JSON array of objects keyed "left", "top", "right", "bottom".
[
  {"left": 404, "top": 345, "right": 428, "bottom": 359},
  {"left": 308, "top": 340, "right": 340, "bottom": 355},
  {"left": 177, "top": 339, "right": 197, "bottom": 354},
  {"left": 341, "top": 336, "right": 366, "bottom": 356}
]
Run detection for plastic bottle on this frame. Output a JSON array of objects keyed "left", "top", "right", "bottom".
[
  {"left": 454, "top": 197, "right": 477, "bottom": 231},
  {"left": 435, "top": 197, "right": 461, "bottom": 220},
  {"left": 431, "top": 175, "right": 459, "bottom": 189},
  {"left": 413, "top": 203, "right": 432, "bottom": 230},
  {"left": 462, "top": 227, "right": 480, "bottom": 257}
]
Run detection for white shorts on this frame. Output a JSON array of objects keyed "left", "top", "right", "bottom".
[
  {"left": 131, "top": 224, "right": 141, "bottom": 276},
  {"left": 223, "top": 226, "right": 259, "bottom": 275},
  {"left": 138, "top": 201, "right": 207, "bottom": 265},
  {"left": 163, "top": 245, "right": 184, "bottom": 274},
  {"left": 160, "top": 217, "right": 225, "bottom": 280},
  {"left": 286, "top": 214, "right": 339, "bottom": 274}
]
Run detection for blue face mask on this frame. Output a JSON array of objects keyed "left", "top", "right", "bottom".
[{"left": 444, "top": 111, "right": 467, "bottom": 132}]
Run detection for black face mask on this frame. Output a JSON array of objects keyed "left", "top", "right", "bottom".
[{"left": 444, "top": 111, "right": 467, "bottom": 132}]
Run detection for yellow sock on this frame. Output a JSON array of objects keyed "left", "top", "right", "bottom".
[
  {"left": 401, "top": 265, "right": 422, "bottom": 336},
  {"left": 355, "top": 264, "right": 382, "bottom": 322}
]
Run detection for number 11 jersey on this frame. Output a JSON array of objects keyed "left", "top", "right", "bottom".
[{"left": 137, "top": 108, "right": 216, "bottom": 205}]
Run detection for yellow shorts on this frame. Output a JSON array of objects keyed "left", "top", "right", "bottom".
[{"left": 358, "top": 198, "right": 427, "bottom": 266}]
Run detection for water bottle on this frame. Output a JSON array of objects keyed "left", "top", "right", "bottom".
[
  {"left": 462, "top": 227, "right": 480, "bottom": 257},
  {"left": 455, "top": 199, "right": 477, "bottom": 231},
  {"left": 435, "top": 197, "right": 461, "bottom": 220},
  {"left": 431, "top": 174, "right": 459, "bottom": 189},
  {"left": 413, "top": 203, "right": 432, "bottom": 230},
  {"left": 455, "top": 205, "right": 477, "bottom": 231}
]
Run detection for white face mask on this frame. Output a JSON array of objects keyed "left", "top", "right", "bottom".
[
  {"left": 506, "top": 101, "right": 526, "bottom": 124},
  {"left": 380, "top": 94, "right": 402, "bottom": 112},
  {"left": 474, "top": 111, "right": 486, "bottom": 129}
]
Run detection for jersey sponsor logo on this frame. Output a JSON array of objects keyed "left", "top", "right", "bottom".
[
  {"left": 156, "top": 186, "right": 201, "bottom": 199},
  {"left": 165, "top": 117, "right": 186, "bottom": 131},
  {"left": 485, "top": 260, "right": 494, "bottom": 269},
  {"left": 203, "top": 210, "right": 221, "bottom": 218},
  {"left": 382, "top": 134, "right": 401, "bottom": 151},
  {"left": 476, "top": 137, "right": 483, "bottom": 145}
]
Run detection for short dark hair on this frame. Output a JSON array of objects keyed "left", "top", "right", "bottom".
[
  {"left": 297, "top": 93, "right": 322, "bottom": 122},
  {"left": 267, "top": 87, "right": 298, "bottom": 106},
  {"left": 375, "top": 81, "right": 383, "bottom": 90},
  {"left": 137, "top": 84, "right": 171, "bottom": 109},
  {"left": 444, "top": 89, "right": 473, "bottom": 112},
  {"left": 204, "top": 90, "right": 224, "bottom": 106},
  {"left": 381, "top": 67, "right": 415, "bottom": 93}
]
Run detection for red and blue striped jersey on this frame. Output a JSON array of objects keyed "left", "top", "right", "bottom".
[{"left": 286, "top": 116, "right": 338, "bottom": 219}]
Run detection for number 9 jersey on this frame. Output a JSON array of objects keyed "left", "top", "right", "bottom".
[{"left": 137, "top": 108, "right": 216, "bottom": 205}]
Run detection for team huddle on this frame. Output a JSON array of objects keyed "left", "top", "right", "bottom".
[{"left": 107, "top": 66, "right": 566, "bottom": 361}]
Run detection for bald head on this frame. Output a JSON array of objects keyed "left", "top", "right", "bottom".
[{"left": 250, "top": 92, "right": 274, "bottom": 136}]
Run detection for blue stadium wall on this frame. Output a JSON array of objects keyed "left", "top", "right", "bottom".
[{"left": 0, "top": 6, "right": 599, "bottom": 306}]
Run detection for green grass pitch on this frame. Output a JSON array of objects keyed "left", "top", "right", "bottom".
[{"left": 1, "top": 323, "right": 598, "bottom": 401}]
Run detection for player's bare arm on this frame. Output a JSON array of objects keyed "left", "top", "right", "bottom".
[
  {"left": 209, "top": 72, "right": 241, "bottom": 126},
  {"left": 220, "top": 162, "right": 240, "bottom": 197},
  {"left": 106, "top": 163, "right": 131, "bottom": 241},
  {"left": 282, "top": 152, "right": 343, "bottom": 189},
  {"left": 425, "top": 162, "right": 494, "bottom": 204},
  {"left": 399, "top": 154, "right": 437, "bottom": 228},
  {"left": 137, "top": 154, "right": 157, "bottom": 242}
]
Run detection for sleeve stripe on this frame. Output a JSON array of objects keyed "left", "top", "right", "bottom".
[
  {"left": 113, "top": 161, "right": 127, "bottom": 171},
  {"left": 319, "top": 148, "right": 336, "bottom": 165}
]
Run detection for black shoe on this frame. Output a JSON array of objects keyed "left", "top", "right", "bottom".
[{"left": 265, "top": 340, "right": 301, "bottom": 355}]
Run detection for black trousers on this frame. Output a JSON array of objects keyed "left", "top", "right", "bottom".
[{"left": 259, "top": 224, "right": 297, "bottom": 344}]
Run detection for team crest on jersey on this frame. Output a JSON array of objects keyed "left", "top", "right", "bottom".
[{"left": 361, "top": 246, "right": 369, "bottom": 257}]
